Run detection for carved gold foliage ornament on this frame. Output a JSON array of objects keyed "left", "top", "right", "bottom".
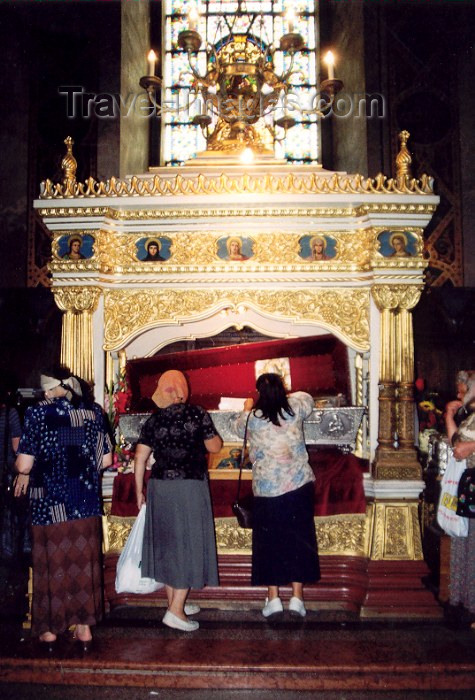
[
  {"left": 103, "top": 515, "right": 136, "bottom": 553},
  {"left": 103, "top": 506, "right": 424, "bottom": 560},
  {"left": 374, "top": 463, "right": 421, "bottom": 480},
  {"left": 96, "top": 230, "right": 141, "bottom": 270},
  {"left": 103, "top": 288, "right": 370, "bottom": 351},
  {"left": 53, "top": 286, "right": 102, "bottom": 313},
  {"left": 169, "top": 232, "right": 218, "bottom": 265},
  {"left": 369, "top": 502, "right": 423, "bottom": 560},
  {"left": 104, "top": 514, "right": 369, "bottom": 556},
  {"left": 336, "top": 230, "right": 375, "bottom": 267},
  {"left": 215, "top": 519, "right": 253, "bottom": 552},
  {"left": 371, "top": 284, "right": 423, "bottom": 311},
  {"left": 397, "top": 286, "right": 423, "bottom": 310},
  {"left": 315, "top": 514, "right": 368, "bottom": 556}
]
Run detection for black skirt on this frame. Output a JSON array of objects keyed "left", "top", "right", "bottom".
[{"left": 251, "top": 481, "right": 320, "bottom": 587}]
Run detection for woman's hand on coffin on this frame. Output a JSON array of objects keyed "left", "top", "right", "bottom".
[{"left": 244, "top": 398, "right": 254, "bottom": 411}]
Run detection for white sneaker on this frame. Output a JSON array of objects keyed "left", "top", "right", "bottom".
[
  {"left": 184, "top": 602, "right": 201, "bottom": 616},
  {"left": 288, "top": 596, "right": 306, "bottom": 617},
  {"left": 262, "top": 596, "right": 284, "bottom": 617},
  {"left": 162, "top": 610, "right": 199, "bottom": 631}
]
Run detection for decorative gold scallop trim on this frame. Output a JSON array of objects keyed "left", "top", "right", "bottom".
[
  {"left": 39, "top": 170, "right": 435, "bottom": 200},
  {"left": 37, "top": 203, "right": 438, "bottom": 219}
]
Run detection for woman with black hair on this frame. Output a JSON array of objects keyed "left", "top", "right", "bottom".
[
  {"left": 233, "top": 373, "right": 320, "bottom": 618},
  {"left": 14, "top": 367, "right": 113, "bottom": 650}
]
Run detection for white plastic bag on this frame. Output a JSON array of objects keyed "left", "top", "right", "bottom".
[
  {"left": 437, "top": 453, "right": 469, "bottom": 538},
  {"left": 115, "top": 505, "right": 163, "bottom": 594}
]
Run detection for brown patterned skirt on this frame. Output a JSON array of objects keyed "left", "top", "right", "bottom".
[{"left": 31, "top": 516, "right": 103, "bottom": 637}]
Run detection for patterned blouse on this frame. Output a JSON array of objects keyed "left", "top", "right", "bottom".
[
  {"left": 18, "top": 398, "right": 113, "bottom": 526},
  {"left": 233, "top": 391, "right": 315, "bottom": 498},
  {"left": 456, "top": 410, "right": 475, "bottom": 467},
  {"left": 137, "top": 403, "right": 219, "bottom": 480}
]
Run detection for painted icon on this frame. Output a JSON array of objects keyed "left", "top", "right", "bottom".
[
  {"left": 379, "top": 231, "right": 416, "bottom": 258},
  {"left": 299, "top": 234, "right": 336, "bottom": 261},
  {"left": 58, "top": 234, "right": 94, "bottom": 260},
  {"left": 217, "top": 236, "right": 253, "bottom": 261},
  {"left": 136, "top": 237, "right": 172, "bottom": 262}
]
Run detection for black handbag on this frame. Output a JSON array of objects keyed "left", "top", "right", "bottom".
[
  {"left": 456, "top": 466, "right": 475, "bottom": 518},
  {"left": 232, "top": 413, "right": 253, "bottom": 529}
]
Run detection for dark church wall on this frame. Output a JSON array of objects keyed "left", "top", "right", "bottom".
[
  {"left": 0, "top": 0, "right": 121, "bottom": 289},
  {"left": 0, "top": 288, "right": 62, "bottom": 390},
  {"left": 0, "top": 1, "right": 120, "bottom": 386},
  {"left": 414, "top": 287, "right": 475, "bottom": 406}
]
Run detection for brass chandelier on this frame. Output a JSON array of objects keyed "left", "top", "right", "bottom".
[{"left": 140, "top": 1, "right": 343, "bottom": 158}]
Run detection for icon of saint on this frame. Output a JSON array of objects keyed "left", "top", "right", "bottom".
[
  {"left": 143, "top": 239, "right": 165, "bottom": 261},
  {"left": 305, "top": 236, "right": 331, "bottom": 261},
  {"left": 389, "top": 233, "right": 412, "bottom": 258},
  {"left": 225, "top": 237, "right": 249, "bottom": 261},
  {"left": 62, "top": 236, "right": 85, "bottom": 260}
]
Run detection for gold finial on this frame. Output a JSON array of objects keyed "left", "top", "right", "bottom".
[
  {"left": 61, "top": 136, "right": 77, "bottom": 196},
  {"left": 395, "top": 130, "right": 413, "bottom": 187}
]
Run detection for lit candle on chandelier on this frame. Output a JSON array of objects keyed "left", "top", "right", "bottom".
[
  {"left": 147, "top": 50, "right": 157, "bottom": 76},
  {"left": 324, "top": 51, "right": 335, "bottom": 81},
  {"left": 188, "top": 4, "right": 200, "bottom": 32},
  {"left": 286, "top": 7, "right": 296, "bottom": 34}
]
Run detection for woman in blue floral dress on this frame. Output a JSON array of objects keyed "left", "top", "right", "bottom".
[
  {"left": 15, "top": 368, "right": 113, "bottom": 649},
  {"left": 233, "top": 373, "right": 320, "bottom": 618}
]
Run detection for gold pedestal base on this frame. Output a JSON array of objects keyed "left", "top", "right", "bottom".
[{"left": 373, "top": 447, "right": 422, "bottom": 480}]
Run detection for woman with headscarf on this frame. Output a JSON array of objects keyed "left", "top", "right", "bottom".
[
  {"left": 143, "top": 239, "right": 165, "bottom": 262},
  {"left": 134, "top": 370, "right": 222, "bottom": 632},
  {"left": 14, "top": 366, "right": 113, "bottom": 651},
  {"left": 446, "top": 370, "right": 475, "bottom": 428},
  {"left": 233, "top": 373, "right": 320, "bottom": 619},
  {"left": 445, "top": 372, "right": 475, "bottom": 628}
]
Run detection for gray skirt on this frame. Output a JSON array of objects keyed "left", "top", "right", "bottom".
[{"left": 141, "top": 478, "right": 219, "bottom": 590}]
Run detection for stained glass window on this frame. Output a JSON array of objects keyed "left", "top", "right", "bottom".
[{"left": 162, "top": 1, "right": 319, "bottom": 166}]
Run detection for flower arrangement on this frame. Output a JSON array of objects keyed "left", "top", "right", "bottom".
[
  {"left": 111, "top": 435, "right": 134, "bottom": 472},
  {"left": 415, "top": 377, "right": 445, "bottom": 455},
  {"left": 104, "top": 369, "right": 133, "bottom": 471},
  {"left": 105, "top": 368, "right": 132, "bottom": 429}
]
